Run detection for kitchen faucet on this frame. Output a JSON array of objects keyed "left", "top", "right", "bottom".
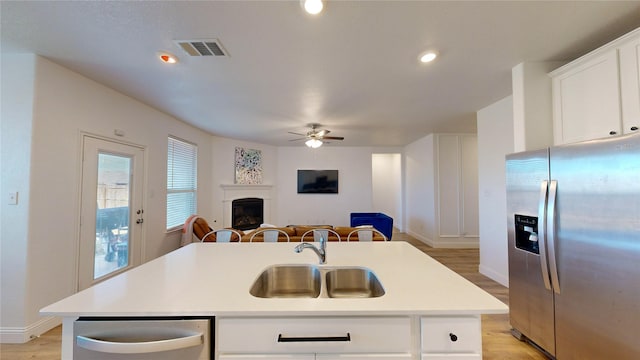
[{"left": 294, "top": 236, "right": 327, "bottom": 264}]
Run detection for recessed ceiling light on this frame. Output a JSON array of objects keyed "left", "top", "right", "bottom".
[
  {"left": 302, "top": 0, "right": 324, "bottom": 15},
  {"left": 419, "top": 51, "right": 438, "bottom": 63},
  {"left": 158, "top": 52, "right": 178, "bottom": 64}
]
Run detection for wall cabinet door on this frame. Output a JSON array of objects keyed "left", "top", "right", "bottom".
[
  {"left": 551, "top": 28, "right": 640, "bottom": 144},
  {"left": 619, "top": 33, "right": 640, "bottom": 134},
  {"left": 552, "top": 50, "right": 622, "bottom": 144}
]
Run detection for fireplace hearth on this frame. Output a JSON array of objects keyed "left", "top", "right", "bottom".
[{"left": 232, "top": 198, "right": 264, "bottom": 230}]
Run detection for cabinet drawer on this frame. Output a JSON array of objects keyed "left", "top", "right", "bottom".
[
  {"left": 422, "top": 354, "right": 481, "bottom": 360},
  {"left": 218, "top": 317, "right": 411, "bottom": 353},
  {"left": 421, "top": 316, "right": 481, "bottom": 354}
]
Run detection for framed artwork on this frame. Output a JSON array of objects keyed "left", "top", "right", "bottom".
[{"left": 234, "top": 147, "right": 263, "bottom": 184}]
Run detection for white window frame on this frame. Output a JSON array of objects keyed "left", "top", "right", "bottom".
[{"left": 166, "top": 136, "right": 198, "bottom": 231}]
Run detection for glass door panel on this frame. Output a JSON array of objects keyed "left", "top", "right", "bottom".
[{"left": 94, "top": 153, "right": 131, "bottom": 279}]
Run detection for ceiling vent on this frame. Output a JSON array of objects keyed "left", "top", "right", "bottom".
[{"left": 175, "top": 39, "right": 228, "bottom": 57}]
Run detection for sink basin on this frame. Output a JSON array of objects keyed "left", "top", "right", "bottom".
[
  {"left": 325, "top": 267, "right": 385, "bottom": 298},
  {"left": 250, "top": 265, "right": 384, "bottom": 299},
  {"left": 250, "top": 265, "right": 321, "bottom": 298}
]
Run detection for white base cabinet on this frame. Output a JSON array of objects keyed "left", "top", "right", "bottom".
[
  {"left": 218, "top": 315, "right": 484, "bottom": 360},
  {"left": 217, "top": 317, "right": 412, "bottom": 359},
  {"left": 421, "top": 316, "right": 482, "bottom": 360}
]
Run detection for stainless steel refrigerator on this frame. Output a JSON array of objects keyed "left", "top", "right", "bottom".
[{"left": 506, "top": 133, "right": 640, "bottom": 359}]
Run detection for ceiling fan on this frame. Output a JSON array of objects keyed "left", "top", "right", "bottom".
[{"left": 288, "top": 123, "right": 344, "bottom": 148}]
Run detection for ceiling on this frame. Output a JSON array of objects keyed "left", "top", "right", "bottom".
[{"left": 2, "top": 1, "right": 640, "bottom": 147}]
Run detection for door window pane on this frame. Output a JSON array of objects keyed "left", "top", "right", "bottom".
[{"left": 95, "top": 153, "right": 131, "bottom": 279}]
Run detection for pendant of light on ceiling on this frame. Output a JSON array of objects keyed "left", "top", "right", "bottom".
[{"left": 302, "top": 0, "right": 324, "bottom": 15}]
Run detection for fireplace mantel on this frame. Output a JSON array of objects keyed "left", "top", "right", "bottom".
[
  {"left": 220, "top": 184, "right": 273, "bottom": 191},
  {"left": 220, "top": 184, "right": 273, "bottom": 227}
]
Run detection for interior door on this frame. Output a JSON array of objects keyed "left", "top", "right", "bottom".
[{"left": 78, "top": 135, "right": 145, "bottom": 290}]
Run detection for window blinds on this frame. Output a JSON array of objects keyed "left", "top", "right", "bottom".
[{"left": 167, "top": 137, "right": 197, "bottom": 230}]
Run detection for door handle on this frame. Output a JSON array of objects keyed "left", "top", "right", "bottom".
[
  {"left": 547, "top": 180, "right": 561, "bottom": 294},
  {"left": 277, "top": 333, "right": 351, "bottom": 342},
  {"left": 538, "top": 181, "right": 552, "bottom": 291},
  {"left": 76, "top": 333, "right": 203, "bottom": 354}
]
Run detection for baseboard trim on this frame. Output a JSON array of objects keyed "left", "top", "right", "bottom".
[
  {"left": 479, "top": 264, "right": 509, "bottom": 287},
  {"left": 0, "top": 316, "right": 61, "bottom": 344},
  {"left": 406, "top": 230, "right": 435, "bottom": 246}
]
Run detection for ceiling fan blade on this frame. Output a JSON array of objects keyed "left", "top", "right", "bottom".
[
  {"left": 288, "top": 131, "right": 306, "bottom": 136},
  {"left": 320, "top": 136, "right": 344, "bottom": 140},
  {"left": 289, "top": 137, "right": 307, "bottom": 141}
]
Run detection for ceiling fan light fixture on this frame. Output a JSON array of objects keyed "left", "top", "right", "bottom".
[
  {"left": 302, "top": 0, "right": 324, "bottom": 15},
  {"left": 305, "top": 138, "right": 323, "bottom": 148}
]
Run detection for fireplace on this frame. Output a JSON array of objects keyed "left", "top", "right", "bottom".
[{"left": 232, "top": 198, "right": 264, "bottom": 230}]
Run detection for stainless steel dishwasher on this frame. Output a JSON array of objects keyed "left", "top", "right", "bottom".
[{"left": 73, "top": 317, "right": 212, "bottom": 359}]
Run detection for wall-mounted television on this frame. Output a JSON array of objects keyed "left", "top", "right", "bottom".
[{"left": 297, "top": 170, "right": 339, "bottom": 194}]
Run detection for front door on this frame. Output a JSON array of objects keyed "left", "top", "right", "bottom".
[{"left": 78, "top": 135, "right": 145, "bottom": 290}]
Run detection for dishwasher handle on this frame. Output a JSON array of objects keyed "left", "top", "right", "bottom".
[{"left": 76, "top": 333, "right": 203, "bottom": 354}]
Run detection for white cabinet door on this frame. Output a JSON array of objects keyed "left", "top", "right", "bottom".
[
  {"left": 552, "top": 50, "right": 622, "bottom": 144},
  {"left": 619, "top": 34, "right": 640, "bottom": 134},
  {"left": 435, "top": 134, "right": 479, "bottom": 246},
  {"left": 219, "top": 355, "right": 314, "bottom": 360},
  {"left": 218, "top": 317, "right": 411, "bottom": 354},
  {"left": 437, "top": 135, "right": 461, "bottom": 238},
  {"left": 421, "top": 316, "right": 481, "bottom": 356},
  {"left": 317, "top": 355, "right": 412, "bottom": 360},
  {"left": 421, "top": 355, "right": 481, "bottom": 360}
]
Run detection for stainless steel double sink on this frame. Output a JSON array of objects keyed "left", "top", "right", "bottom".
[{"left": 250, "top": 264, "right": 385, "bottom": 299}]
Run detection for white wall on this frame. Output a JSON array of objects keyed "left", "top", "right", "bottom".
[
  {"left": 477, "top": 96, "right": 514, "bottom": 287},
  {"left": 372, "top": 153, "right": 402, "bottom": 232},
  {"left": 1, "top": 54, "right": 36, "bottom": 338},
  {"left": 404, "top": 135, "right": 436, "bottom": 242},
  {"left": 512, "top": 62, "right": 561, "bottom": 152},
  {"left": 0, "top": 55, "right": 213, "bottom": 342},
  {"left": 276, "top": 146, "right": 376, "bottom": 227}
]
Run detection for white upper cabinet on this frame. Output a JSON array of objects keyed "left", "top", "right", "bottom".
[{"left": 551, "top": 28, "right": 640, "bottom": 145}]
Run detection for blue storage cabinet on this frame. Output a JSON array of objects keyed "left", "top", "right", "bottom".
[{"left": 350, "top": 212, "right": 393, "bottom": 240}]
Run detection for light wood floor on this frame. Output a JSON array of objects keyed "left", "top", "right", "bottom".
[{"left": 0, "top": 233, "right": 548, "bottom": 359}]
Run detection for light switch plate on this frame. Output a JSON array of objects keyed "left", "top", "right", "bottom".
[{"left": 8, "top": 192, "right": 18, "bottom": 205}]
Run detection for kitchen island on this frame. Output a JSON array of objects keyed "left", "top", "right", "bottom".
[{"left": 42, "top": 242, "right": 508, "bottom": 359}]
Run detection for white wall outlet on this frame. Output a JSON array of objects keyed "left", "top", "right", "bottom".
[{"left": 8, "top": 192, "right": 18, "bottom": 205}]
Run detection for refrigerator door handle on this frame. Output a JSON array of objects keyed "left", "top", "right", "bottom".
[
  {"left": 547, "top": 180, "right": 561, "bottom": 294},
  {"left": 538, "top": 180, "right": 552, "bottom": 291}
]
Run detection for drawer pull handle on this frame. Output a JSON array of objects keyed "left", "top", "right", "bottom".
[
  {"left": 631, "top": 126, "right": 639, "bottom": 131},
  {"left": 449, "top": 333, "right": 458, "bottom": 342},
  {"left": 277, "top": 333, "right": 351, "bottom": 343}
]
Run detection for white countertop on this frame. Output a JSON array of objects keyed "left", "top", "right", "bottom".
[{"left": 41, "top": 242, "right": 508, "bottom": 317}]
